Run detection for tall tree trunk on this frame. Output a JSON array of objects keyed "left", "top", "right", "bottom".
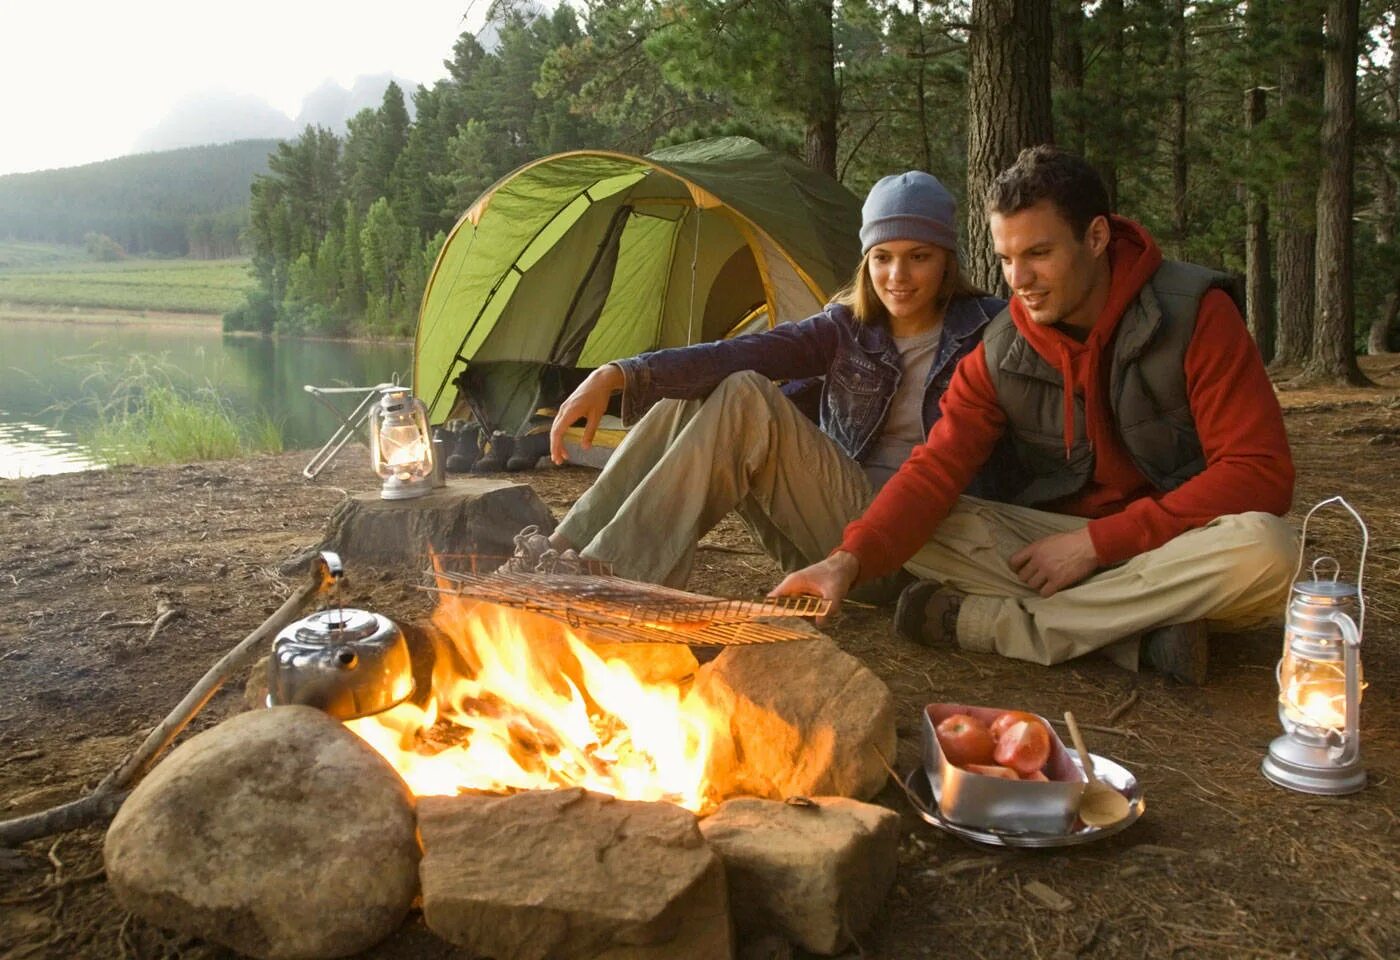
[
  {"left": 914, "top": 0, "right": 934, "bottom": 172},
  {"left": 801, "top": 0, "right": 840, "bottom": 178},
  {"left": 1367, "top": 17, "right": 1399, "bottom": 355},
  {"left": 1053, "top": 0, "right": 1086, "bottom": 156},
  {"left": 1301, "top": 0, "right": 1366, "bottom": 384},
  {"left": 1170, "top": 0, "right": 1189, "bottom": 254},
  {"left": 1271, "top": 1, "right": 1325, "bottom": 369},
  {"left": 1097, "top": 0, "right": 1124, "bottom": 209},
  {"left": 1245, "top": 86, "right": 1275, "bottom": 361},
  {"left": 966, "top": 0, "right": 1055, "bottom": 293}
]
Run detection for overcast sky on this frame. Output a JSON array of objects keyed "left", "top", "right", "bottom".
[{"left": 0, "top": 1, "right": 483, "bottom": 176}]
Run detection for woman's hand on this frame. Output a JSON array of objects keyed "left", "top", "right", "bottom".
[
  {"left": 768, "top": 551, "right": 861, "bottom": 625},
  {"left": 549, "top": 364, "right": 624, "bottom": 464}
]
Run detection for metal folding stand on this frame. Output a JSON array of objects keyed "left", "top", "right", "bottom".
[{"left": 301, "top": 383, "right": 398, "bottom": 479}]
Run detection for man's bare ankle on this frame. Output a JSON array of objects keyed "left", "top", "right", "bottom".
[{"left": 548, "top": 532, "right": 574, "bottom": 552}]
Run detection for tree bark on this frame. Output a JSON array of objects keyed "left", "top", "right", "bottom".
[
  {"left": 1301, "top": 0, "right": 1367, "bottom": 384},
  {"left": 1271, "top": 1, "right": 1325, "bottom": 370},
  {"left": 1170, "top": 0, "right": 1189, "bottom": 254},
  {"left": 1244, "top": 87, "right": 1275, "bottom": 362},
  {"left": 1367, "top": 17, "right": 1399, "bottom": 356},
  {"left": 966, "top": 0, "right": 1055, "bottom": 293},
  {"left": 801, "top": 0, "right": 841, "bottom": 178},
  {"left": 1097, "top": 0, "right": 1124, "bottom": 209},
  {"left": 1053, "top": 0, "right": 1086, "bottom": 157}
]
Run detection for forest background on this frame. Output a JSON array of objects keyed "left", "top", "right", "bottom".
[{"left": 4, "top": 0, "right": 1398, "bottom": 385}]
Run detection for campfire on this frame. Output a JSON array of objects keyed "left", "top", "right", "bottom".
[
  {"left": 333, "top": 560, "right": 834, "bottom": 814},
  {"left": 95, "top": 514, "right": 898, "bottom": 960},
  {"left": 345, "top": 594, "right": 723, "bottom": 811}
]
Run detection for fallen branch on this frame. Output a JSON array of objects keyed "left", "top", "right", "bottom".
[
  {"left": 1106, "top": 689, "right": 1140, "bottom": 725},
  {"left": 695, "top": 542, "right": 763, "bottom": 556},
  {"left": 142, "top": 600, "right": 182, "bottom": 645},
  {"left": 0, "top": 555, "right": 338, "bottom": 848},
  {"left": 1048, "top": 718, "right": 1142, "bottom": 740}
]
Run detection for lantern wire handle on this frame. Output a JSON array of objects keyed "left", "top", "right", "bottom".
[{"left": 1292, "top": 496, "right": 1368, "bottom": 645}]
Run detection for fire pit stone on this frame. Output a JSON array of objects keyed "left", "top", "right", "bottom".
[
  {"left": 418, "top": 788, "right": 732, "bottom": 960},
  {"left": 103, "top": 706, "right": 420, "bottom": 960},
  {"left": 687, "top": 627, "right": 897, "bottom": 802},
  {"left": 699, "top": 796, "right": 901, "bottom": 955}
]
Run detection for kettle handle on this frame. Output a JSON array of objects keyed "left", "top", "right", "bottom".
[{"left": 1293, "top": 496, "right": 1368, "bottom": 643}]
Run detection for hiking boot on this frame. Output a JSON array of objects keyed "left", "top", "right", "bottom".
[
  {"left": 893, "top": 579, "right": 964, "bottom": 647},
  {"left": 1140, "top": 620, "right": 1209, "bottom": 685},
  {"left": 445, "top": 425, "right": 482, "bottom": 473},
  {"left": 506, "top": 432, "right": 550, "bottom": 471},
  {"left": 472, "top": 433, "right": 514, "bottom": 472},
  {"left": 847, "top": 568, "right": 917, "bottom": 607}
]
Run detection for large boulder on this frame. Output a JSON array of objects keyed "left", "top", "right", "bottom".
[
  {"left": 700, "top": 797, "right": 900, "bottom": 955},
  {"left": 419, "top": 788, "right": 731, "bottom": 960},
  {"left": 687, "top": 628, "right": 896, "bottom": 801},
  {"left": 104, "top": 706, "right": 419, "bottom": 960}
]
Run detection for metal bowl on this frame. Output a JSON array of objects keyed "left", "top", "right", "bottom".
[{"left": 922, "top": 703, "right": 1087, "bottom": 834}]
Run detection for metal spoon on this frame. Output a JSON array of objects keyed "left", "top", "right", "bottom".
[{"left": 1063, "top": 711, "right": 1132, "bottom": 828}]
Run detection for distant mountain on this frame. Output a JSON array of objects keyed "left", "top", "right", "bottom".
[
  {"left": 0, "top": 141, "right": 280, "bottom": 257},
  {"left": 126, "top": 76, "right": 420, "bottom": 159},
  {"left": 294, "top": 74, "right": 419, "bottom": 134},
  {"left": 132, "top": 92, "right": 299, "bottom": 154}
]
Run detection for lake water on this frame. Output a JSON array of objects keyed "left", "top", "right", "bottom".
[{"left": 0, "top": 320, "right": 413, "bottom": 478}]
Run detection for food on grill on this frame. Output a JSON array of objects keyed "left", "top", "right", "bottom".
[
  {"left": 993, "top": 719, "right": 1052, "bottom": 775},
  {"left": 934, "top": 713, "right": 996, "bottom": 767}
]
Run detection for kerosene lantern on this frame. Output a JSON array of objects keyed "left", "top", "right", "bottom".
[
  {"left": 1262, "top": 496, "right": 1368, "bottom": 795},
  {"left": 369, "top": 388, "right": 435, "bottom": 500}
]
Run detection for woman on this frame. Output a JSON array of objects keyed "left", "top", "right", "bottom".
[{"left": 541, "top": 171, "right": 1012, "bottom": 589}]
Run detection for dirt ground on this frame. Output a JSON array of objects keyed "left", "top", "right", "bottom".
[{"left": 2, "top": 357, "right": 1399, "bottom": 960}]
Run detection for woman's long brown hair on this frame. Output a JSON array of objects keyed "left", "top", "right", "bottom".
[{"left": 829, "top": 248, "right": 987, "bottom": 326}]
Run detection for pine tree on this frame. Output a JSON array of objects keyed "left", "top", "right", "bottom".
[
  {"left": 1300, "top": 0, "right": 1368, "bottom": 384},
  {"left": 965, "top": 0, "right": 1054, "bottom": 293}
]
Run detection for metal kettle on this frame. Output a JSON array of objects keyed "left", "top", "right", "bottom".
[{"left": 266, "top": 553, "right": 414, "bottom": 721}]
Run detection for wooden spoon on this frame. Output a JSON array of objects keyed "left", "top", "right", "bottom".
[{"left": 1063, "top": 711, "right": 1131, "bottom": 828}]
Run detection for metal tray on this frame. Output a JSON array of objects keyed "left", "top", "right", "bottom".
[{"left": 904, "top": 750, "right": 1146, "bottom": 848}]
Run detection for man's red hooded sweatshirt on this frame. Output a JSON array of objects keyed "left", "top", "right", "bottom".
[{"left": 839, "top": 216, "right": 1294, "bottom": 580}]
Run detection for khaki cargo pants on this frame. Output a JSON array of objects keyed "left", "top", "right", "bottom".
[
  {"left": 556, "top": 371, "right": 1298, "bottom": 669},
  {"left": 556, "top": 371, "right": 874, "bottom": 588},
  {"left": 903, "top": 498, "right": 1298, "bottom": 669}
]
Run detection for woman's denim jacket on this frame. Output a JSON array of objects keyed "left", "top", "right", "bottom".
[{"left": 613, "top": 295, "right": 1020, "bottom": 499}]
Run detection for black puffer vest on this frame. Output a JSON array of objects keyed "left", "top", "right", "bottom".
[{"left": 983, "top": 260, "right": 1243, "bottom": 507}]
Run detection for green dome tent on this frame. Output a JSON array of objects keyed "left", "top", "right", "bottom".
[{"left": 413, "top": 137, "right": 862, "bottom": 438}]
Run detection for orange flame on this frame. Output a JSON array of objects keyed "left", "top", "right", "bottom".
[{"left": 344, "top": 592, "right": 723, "bottom": 812}]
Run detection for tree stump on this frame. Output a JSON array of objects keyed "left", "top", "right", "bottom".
[{"left": 296, "top": 478, "right": 556, "bottom": 571}]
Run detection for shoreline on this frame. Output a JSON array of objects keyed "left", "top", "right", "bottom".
[{"left": 0, "top": 307, "right": 413, "bottom": 345}]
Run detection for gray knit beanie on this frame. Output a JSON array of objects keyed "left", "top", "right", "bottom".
[{"left": 859, "top": 171, "right": 958, "bottom": 254}]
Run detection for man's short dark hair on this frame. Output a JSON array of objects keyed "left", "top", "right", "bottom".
[{"left": 986, "top": 146, "right": 1112, "bottom": 240}]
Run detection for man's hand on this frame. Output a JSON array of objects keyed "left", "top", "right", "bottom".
[
  {"left": 549, "top": 364, "right": 624, "bottom": 465},
  {"left": 1009, "top": 528, "right": 1099, "bottom": 597},
  {"left": 768, "top": 551, "right": 861, "bottom": 625}
]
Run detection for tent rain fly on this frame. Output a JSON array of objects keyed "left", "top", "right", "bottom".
[{"left": 413, "top": 137, "right": 862, "bottom": 436}]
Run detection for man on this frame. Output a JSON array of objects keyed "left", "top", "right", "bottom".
[{"left": 772, "top": 146, "right": 1296, "bottom": 684}]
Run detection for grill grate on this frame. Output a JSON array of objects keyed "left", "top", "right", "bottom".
[{"left": 424, "top": 567, "right": 829, "bottom": 646}]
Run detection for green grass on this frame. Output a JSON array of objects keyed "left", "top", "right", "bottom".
[
  {"left": 70, "top": 356, "right": 284, "bottom": 466},
  {"left": 0, "top": 240, "right": 87, "bottom": 269},
  {"left": 0, "top": 252, "right": 254, "bottom": 314}
]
